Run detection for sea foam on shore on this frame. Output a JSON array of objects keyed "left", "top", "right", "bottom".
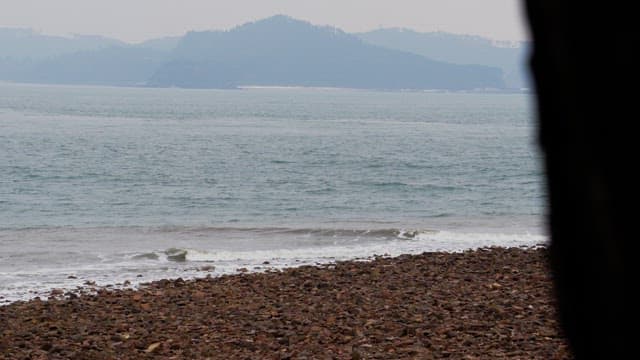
[{"left": 0, "top": 226, "right": 546, "bottom": 304}]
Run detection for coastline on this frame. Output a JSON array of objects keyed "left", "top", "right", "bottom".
[
  {"left": 0, "top": 223, "right": 547, "bottom": 304},
  {"left": 0, "top": 247, "right": 571, "bottom": 359}
]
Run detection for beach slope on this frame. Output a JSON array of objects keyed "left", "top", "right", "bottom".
[{"left": 0, "top": 247, "right": 570, "bottom": 359}]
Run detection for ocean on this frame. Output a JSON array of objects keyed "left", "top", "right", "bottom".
[{"left": 0, "top": 83, "right": 545, "bottom": 302}]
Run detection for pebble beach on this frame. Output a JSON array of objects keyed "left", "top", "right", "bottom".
[{"left": 0, "top": 247, "right": 571, "bottom": 359}]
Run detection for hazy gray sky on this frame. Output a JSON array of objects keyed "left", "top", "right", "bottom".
[{"left": 0, "top": 0, "right": 528, "bottom": 43}]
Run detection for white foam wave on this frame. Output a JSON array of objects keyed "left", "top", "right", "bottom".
[
  {"left": 164, "top": 230, "right": 547, "bottom": 264},
  {"left": 1, "top": 229, "right": 547, "bottom": 304}
]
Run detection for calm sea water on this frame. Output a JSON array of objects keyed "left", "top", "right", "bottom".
[{"left": 0, "top": 83, "right": 545, "bottom": 302}]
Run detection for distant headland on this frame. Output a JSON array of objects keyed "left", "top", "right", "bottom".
[{"left": 1, "top": 15, "right": 529, "bottom": 91}]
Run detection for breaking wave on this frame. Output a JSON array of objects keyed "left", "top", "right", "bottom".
[{"left": 127, "top": 228, "right": 547, "bottom": 264}]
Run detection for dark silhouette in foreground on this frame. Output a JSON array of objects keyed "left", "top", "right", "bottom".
[{"left": 525, "top": 2, "right": 627, "bottom": 358}]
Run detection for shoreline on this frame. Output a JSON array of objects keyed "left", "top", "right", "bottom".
[
  {"left": 1, "top": 80, "right": 530, "bottom": 94},
  {"left": 0, "top": 247, "right": 571, "bottom": 359},
  {"left": 0, "top": 226, "right": 547, "bottom": 304}
]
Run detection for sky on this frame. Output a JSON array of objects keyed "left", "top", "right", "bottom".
[{"left": 0, "top": 0, "right": 528, "bottom": 43}]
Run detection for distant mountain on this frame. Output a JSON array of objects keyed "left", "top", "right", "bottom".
[
  {"left": 20, "top": 47, "right": 169, "bottom": 86},
  {"left": 1, "top": 17, "right": 507, "bottom": 90},
  {"left": 0, "top": 29, "right": 172, "bottom": 86},
  {"left": 356, "top": 29, "right": 530, "bottom": 89},
  {"left": 0, "top": 28, "right": 126, "bottom": 60},
  {"left": 0, "top": 28, "right": 153, "bottom": 85},
  {"left": 149, "top": 15, "right": 504, "bottom": 90},
  {"left": 137, "top": 36, "right": 182, "bottom": 52}
]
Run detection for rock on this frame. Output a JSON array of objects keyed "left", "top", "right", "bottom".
[{"left": 145, "top": 342, "right": 161, "bottom": 353}]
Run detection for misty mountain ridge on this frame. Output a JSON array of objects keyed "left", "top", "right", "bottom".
[
  {"left": 360, "top": 28, "right": 524, "bottom": 49},
  {"left": 1, "top": 16, "right": 513, "bottom": 90},
  {"left": 356, "top": 28, "right": 530, "bottom": 89},
  {"left": 151, "top": 15, "right": 503, "bottom": 90},
  {"left": 138, "top": 36, "right": 183, "bottom": 52},
  {"left": 0, "top": 28, "right": 179, "bottom": 84},
  {"left": 0, "top": 28, "right": 127, "bottom": 59}
]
